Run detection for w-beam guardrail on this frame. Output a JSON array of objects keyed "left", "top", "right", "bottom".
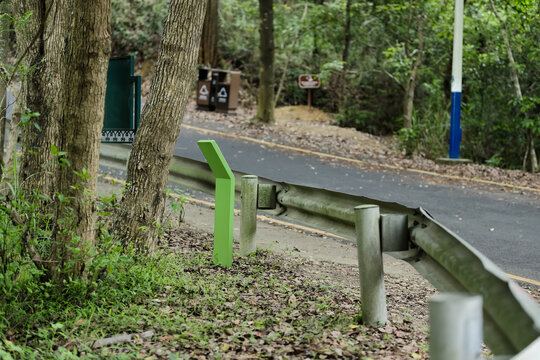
[{"left": 100, "top": 143, "right": 540, "bottom": 357}]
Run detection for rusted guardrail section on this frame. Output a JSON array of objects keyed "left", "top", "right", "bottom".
[{"left": 100, "top": 143, "right": 540, "bottom": 357}]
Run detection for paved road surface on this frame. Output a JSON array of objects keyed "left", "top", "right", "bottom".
[
  {"left": 175, "top": 123, "right": 540, "bottom": 282},
  {"left": 5, "top": 91, "right": 538, "bottom": 282}
]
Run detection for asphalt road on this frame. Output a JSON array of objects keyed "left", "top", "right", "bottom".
[
  {"left": 175, "top": 124, "right": 540, "bottom": 282},
  {"left": 5, "top": 90, "right": 538, "bottom": 281}
]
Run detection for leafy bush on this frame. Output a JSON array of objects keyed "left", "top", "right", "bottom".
[{"left": 111, "top": 0, "right": 169, "bottom": 59}]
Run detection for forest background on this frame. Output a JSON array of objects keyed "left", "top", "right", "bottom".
[
  {"left": 0, "top": 1, "right": 538, "bottom": 357},
  {"left": 112, "top": 0, "right": 540, "bottom": 171}
]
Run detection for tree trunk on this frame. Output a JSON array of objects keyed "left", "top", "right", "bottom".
[
  {"left": 489, "top": 0, "right": 538, "bottom": 172},
  {"left": 0, "top": 1, "right": 8, "bottom": 172},
  {"left": 337, "top": 0, "right": 353, "bottom": 114},
  {"left": 275, "top": 2, "right": 308, "bottom": 107},
  {"left": 403, "top": 15, "right": 424, "bottom": 129},
  {"left": 12, "top": 0, "right": 111, "bottom": 281},
  {"left": 342, "top": 0, "right": 353, "bottom": 66},
  {"left": 14, "top": 0, "right": 66, "bottom": 200},
  {"left": 44, "top": 0, "right": 111, "bottom": 281},
  {"left": 199, "top": 0, "right": 218, "bottom": 67},
  {"left": 113, "top": 0, "right": 207, "bottom": 253},
  {"left": 255, "top": 0, "right": 275, "bottom": 124}
]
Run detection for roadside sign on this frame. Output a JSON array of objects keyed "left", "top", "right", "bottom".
[{"left": 298, "top": 74, "right": 320, "bottom": 89}]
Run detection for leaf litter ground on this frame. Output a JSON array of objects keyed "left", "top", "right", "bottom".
[{"left": 78, "top": 224, "right": 435, "bottom": 359}]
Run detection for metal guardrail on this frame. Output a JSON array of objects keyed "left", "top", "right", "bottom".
[{"left": 100, "top": 143, "right": 540, "bottom": 357}]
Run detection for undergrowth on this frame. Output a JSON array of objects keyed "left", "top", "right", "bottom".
[{"left": 0, "top": 228, "right": 369, "bottom": 359}]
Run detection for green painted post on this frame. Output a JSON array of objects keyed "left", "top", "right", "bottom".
[{"left": 197, "top": 140, "right": 235, "bottom": 267}]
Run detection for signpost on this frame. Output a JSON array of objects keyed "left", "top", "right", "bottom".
[
  {"left": 449, "top": 0, "right": 464, "bottom": 159},
  {"left": 298, "top": 74, "right": 320, "bottom": 107},
  {"left": 197, "top": 140, "right": 235, "bottom": 268}
]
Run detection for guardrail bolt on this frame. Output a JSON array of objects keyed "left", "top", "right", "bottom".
[
  {"left": 355, "top": 204, "right": 387, "bottom": 326},
  {"left": 240, "top": 175, "right": 258, "bottom": 256},
  {"left": 429, "top": 293, "right": 483, "bottom": 360}
]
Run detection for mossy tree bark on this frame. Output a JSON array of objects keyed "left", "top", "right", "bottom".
[
  {"left": 14, "top": 0, "right": 67, "bottom": 200},
  {"left": 47, "top": 0, "right": 111, "bottom": 281},
  {"left": 12, "top": 0, "right": 111, "bottom": 282},
  {"left": 113, "top": 0, "right": 207, "bottom": 252},
  {"left": 199, "top": 0, "right": 218, "bottom": 67},
  {"left": 254, "top": 0, "right": 275, "bottom": 124}
]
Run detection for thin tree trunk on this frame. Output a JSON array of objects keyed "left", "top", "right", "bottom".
[
  {"left": 113, "top": 0, "right": 207, "bottom": 252},
  {"left": 3, "top": 86, "right": 20, "bottom": 178},
  {"left": 342, "top": 0, "right": 353, "bottom": 66},
  {"left": 489, "top": 0, "right": 538, "bottom": 172},
  {"left": 337, "top": 0, "right": 353, "bottom": 114},
  {"left": 0, "top": 2, "right": 8, "bottom": 173},
  {"left": 255, "top": 0, "right": 275, "bottom": 124},
  {"left": 403, "top": 15, "right": 424, "bottom": 129},
  {"left": 199, "top": 0, "right": 218, "bottom": 67},
  {"left": 274, "top": 3, "right": 308, "bottom": 108}
]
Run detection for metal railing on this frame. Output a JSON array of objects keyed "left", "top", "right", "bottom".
[{"left": 100, "top": 143, "right": 540, "bottom": 357}]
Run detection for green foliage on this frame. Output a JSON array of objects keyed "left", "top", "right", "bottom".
[
  {"left": 110, "top": 0, "right": 170, "bottom": 59},
  {"left": 106, "top": 0, "right": 539, "bottom": 167},
  {"left": 215, "top": 0, "right": 540, "bottom": 168}
]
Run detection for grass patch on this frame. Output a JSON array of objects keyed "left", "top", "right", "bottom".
[{"left": 1, "top": 224, "right": 429, "bottom": 359}]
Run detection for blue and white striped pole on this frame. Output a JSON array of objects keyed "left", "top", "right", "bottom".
[{"left": 449, "top": 0, "right": 464, "bottom": 159}]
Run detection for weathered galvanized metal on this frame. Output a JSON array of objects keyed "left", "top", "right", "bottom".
[
  {"left": 257, "top": 184, "right": 277, "bottom": 210},
  {"left": 240, "top": 175, "right": 258, "bottom": 256},
  {"left": 380, "top": 214, "right": 409, "bottom": 252},
  {"left": 410, "top": 208, "right": 540, "bottom": 355},
  {"left": 99, "top": 144, "right": 540, "bottom": 356},
  {"left": 429, "top": 293, "right": 483, "bottom": 360},
  {"left": 355, "top": 205, "right": 387, "bottom": 326}
]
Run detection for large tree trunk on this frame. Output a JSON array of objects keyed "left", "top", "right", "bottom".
[
  {"left": 113, "top": 0, "right": 207, "bottom": 252},
  {"left": 199, "top": 0, "right": 218, "bottom": 67},
  {"left": 489, "top": 0, "right": 538, "bottom": 173},
  {"left": 12, "top": 0, "right": 111, "bottom": 282},
  {"left": 403, "top": 14, "right": 424, "bottom": 129},
  {"left": 14, "top": 0, "right": 66, "bottom": 199},
  {"left": 47, "top": 0, "right": 111, "bottom": 281},
  {"left": 254, "top": 0, "right": 275, "bottom": 124}
]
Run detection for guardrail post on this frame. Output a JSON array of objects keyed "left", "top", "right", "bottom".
[
  {"left": 355, "top": 205, "right": 387, "bottom": 325},
  {"left": 429, "top": 293, "right": 483, "bottom": 360},
  {"left": 240, "top": 175, "right": 258, "bottom": 256}
]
